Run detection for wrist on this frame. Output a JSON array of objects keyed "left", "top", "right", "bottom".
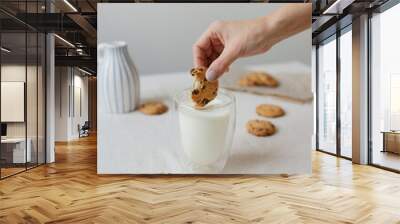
[{"left": 258, "top": 15, "right": 281, "bottom": 46}]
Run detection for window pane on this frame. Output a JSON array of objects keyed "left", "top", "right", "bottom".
[
  {"left": 1, "top": 31, "right": 27, "bottom": 178},
  {"left": 371, "top": 3, "right": 400, "bottom": 171},
  {"left": 340, "top": 29, "right": 352, "bottom": 158},
  {"left": 318, "top": 37, "right": 337, "bottom": 154},
  {"left": 25, "top": 0, "right": 40, "bottom": 170},
  {"left": 38, "top": 33, "right": 46, "bottom": 165},
  {"left": 27, "top": 31, "right": 38, "bottom": 169}
]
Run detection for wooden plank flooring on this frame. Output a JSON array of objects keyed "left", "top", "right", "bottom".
[{"left": 1, "top": 135, "right": 400, "bottom": 223}]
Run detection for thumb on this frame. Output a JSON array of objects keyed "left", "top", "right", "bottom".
[{"left": 206, "top": 46, "right": 238, "bottom": 81}]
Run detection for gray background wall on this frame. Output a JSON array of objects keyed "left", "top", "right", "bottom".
[{"left": 98, "top": 3, "right": 311, "bottom": 75}]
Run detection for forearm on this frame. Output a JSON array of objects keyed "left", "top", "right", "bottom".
[
  {"left": 261, "top": 4, "right": 312, "bottom": 45},
  {"left": 193, "top": 4, "right": 312, "bottom": 80}
]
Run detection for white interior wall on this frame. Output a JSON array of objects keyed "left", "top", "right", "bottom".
[
  {"left": 70, "top": 73, "right": 89, "bottom": 138},
  {"left": 74, "top": 74, "right": 89, "bottom": 122},
  {"left": 1, "top": 65, "right": 36, "bottom": 138},
  {"left": 54, "top": 67, "right": 89, "bottom": 141},
  {"left": 1, "top": 65, "right": 26, "bottom": 134},
  {"left": 1, "top": 64, "right": 46, "bottom": 163},
  {"left": 55, "top": 66, "right": 69, "bottom": 141},
  {"left": 98, "top": 3, "right": 311, "bottom": 75},
  {"left": 1, "top": 65, "right": 27, "bottom": 147}
]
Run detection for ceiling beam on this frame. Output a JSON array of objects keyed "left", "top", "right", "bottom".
[
  {"left": 55, "top": 55, "right": 96, "bottom": 72},
  {"left": 322, "top": 0, "right": 356, "bottom": 15},
  {"left": 12, "top": 12, "right": 83, "bottom": 32},
  {"left": 67, "top": 13, "right": 97, "bottom": 45}
]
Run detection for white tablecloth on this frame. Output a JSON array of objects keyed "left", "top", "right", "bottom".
[{"left": 98, "top": 64, "right": 313, "bottom": 174}]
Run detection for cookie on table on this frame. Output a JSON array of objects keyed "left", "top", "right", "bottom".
[
  {"left": 139, "top": 102, "right": 168, "bottom": 115},
  {"left": 246, "top": 119, "right": 276, "bottom": 137},
  {"left": 256, "top": 104, "right": 285, "bottom": 118},
  {"left": 190, "top": 67, "right": 218, "bottom": 108},
  {"left": 238, "top": 71, "right": 279, "bottom": 87}
]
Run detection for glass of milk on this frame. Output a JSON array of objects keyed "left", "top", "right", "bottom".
[{"left": 174, "top": 88, "right": 236, "bottom": 172}]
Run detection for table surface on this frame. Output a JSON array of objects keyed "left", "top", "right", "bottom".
[
  {"left": 381, "top": 131, "right": 400, "bottom": 134},
  {"left": 1, "top": 138, "right": 27, "bottom": 144},
  {"left": 98, "top": 65, "right": 313, "bottom": 174}
]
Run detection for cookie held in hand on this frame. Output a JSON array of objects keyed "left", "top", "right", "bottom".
[
  {"left": 190, "top": 67, "right": 218, "bottom": 108},
  {"left": 238, "top": 71, "right": 279, "bottom": 87},
  {"left": 139, "top": 102, "right": 168, "bottom": 115},
  {"left": 246, "top": 119, "right": 276, "bottom": 137},
  {"left": 256, "top": 104, "right": 285, "bottom": 118}
]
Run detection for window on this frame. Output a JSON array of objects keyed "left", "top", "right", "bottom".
[
  {"left": 390, "top": 74, "right": 400, "bottom": 130},
  {"left": 370, "top": 2, "right": 400, "bottom": 171},
  {"left": 339, "top": 27, "right": 352, "bottom": 158},
  {"left": 316, "top": 25, "right": 353, "bottom": 159},
  {"left": 0, "top": 2, "right": 46, "bottom": 179},
  {"left": 317, "top": 36, "right": 337, "bottom": 154}
]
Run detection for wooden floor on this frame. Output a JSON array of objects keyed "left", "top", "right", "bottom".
[
  {"left": 1, "top": 167, "right": 26, "bottom": 178},
  {"left": 372, "top": 150, "right": 400, "bottom": 171},
  {"left": 1, "top": 135, "right": 400, "bottom": 223}
]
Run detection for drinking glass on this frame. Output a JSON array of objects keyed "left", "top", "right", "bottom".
[{"left": 174, "top": 88, "right": 236, "bottom": 173}]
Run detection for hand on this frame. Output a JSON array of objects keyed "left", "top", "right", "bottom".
[
  {"left": 193, "top": 18, "right": 274, "bottom": 81},
  {"left": 192, "top": 4, "right": 311, "bottom": 81}
]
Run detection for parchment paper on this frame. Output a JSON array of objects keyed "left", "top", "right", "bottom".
[{"left": 220, "top": 62, "right": 312, "bottom": 103}]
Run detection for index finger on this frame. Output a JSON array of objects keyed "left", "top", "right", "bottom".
[{"left": 193, "top": 29, "right": 213, "bottom": 68}]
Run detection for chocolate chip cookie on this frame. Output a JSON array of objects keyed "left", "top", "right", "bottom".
[
  {"left": 256, "top": 104, "right": 285, "bottom": 118},
  {"left": 190, "top": 67, "right": 218, "bottom": 108},
  {"left": 246, "top": 119, "right": 276, "bottom": 137},
  {"left": 238, "top": 71, "right": 279, "bottom": 87},
  {"left": 139, "top": 102, "right": 168, "bottom": 115}
]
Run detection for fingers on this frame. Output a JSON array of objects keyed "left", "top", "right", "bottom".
[
  {"left": 206, "top": 45, "right": 239, "bottom": 81},
  {"left": 193, "top": 28, "right": 213, "bottom": 68},
  {"left": 193, "top": 45, "right": 208, "bottom": 68},
  {"left": 193, "top": 20, "right": 238, "bottom": 81}
]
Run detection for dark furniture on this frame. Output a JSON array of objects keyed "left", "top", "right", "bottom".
[
  {"left": 1, "top": 123, "right": 7, "bottom": 137},
  {"left": 78, "top": 121, "right": 90, "bottom": 138},
  {"left": 381, "top": 131, "right": 400, "bottom": 154}
]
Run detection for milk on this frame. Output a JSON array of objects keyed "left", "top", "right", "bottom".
[{"left": 178, "top": 98, "right": 231, "bottom": 166}]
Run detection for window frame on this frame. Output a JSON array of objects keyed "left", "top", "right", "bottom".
[
  {"left": 315, "top": 23, "right": 353, "bottom": 161},
  {"left": 0, "top": 1, "right": 48, "bottom": 180},
  {"left": 367, "top": 0, "right": 400, "bottom": 173}
]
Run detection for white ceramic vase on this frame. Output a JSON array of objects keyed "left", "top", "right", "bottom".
[{"left": 98, "top": 41, "right": 140, "bottom": 113}]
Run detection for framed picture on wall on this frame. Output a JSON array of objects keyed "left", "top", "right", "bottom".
[{"left": 1, "top": 81, "right": 25, "bottom": 122}]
